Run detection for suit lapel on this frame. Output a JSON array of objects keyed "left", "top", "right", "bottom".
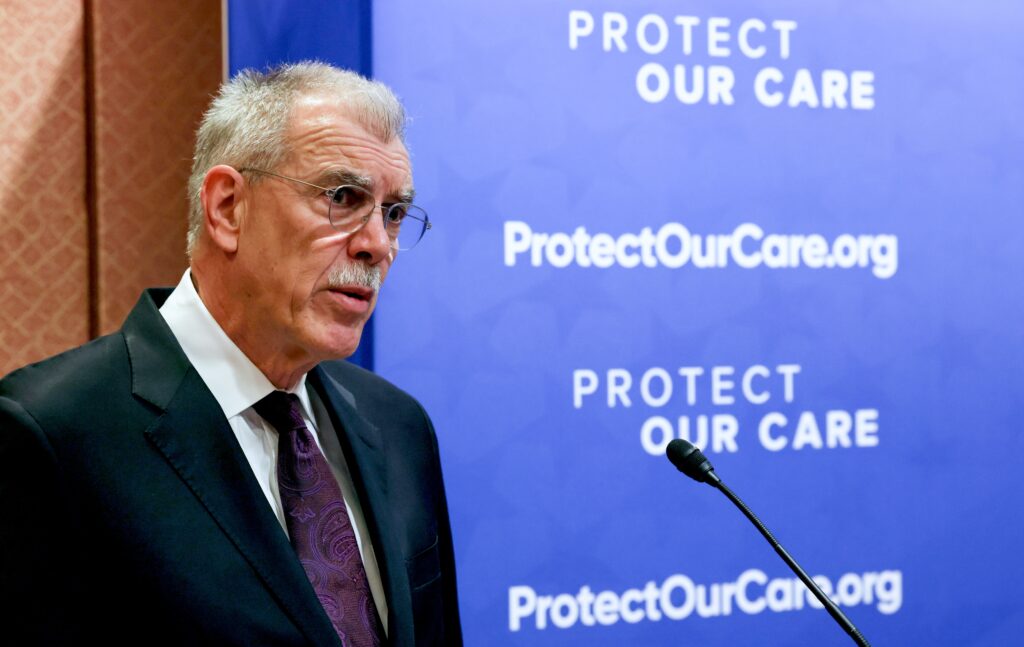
[{"left": 123, "top": 290, "right": 341, "bottom": 647}]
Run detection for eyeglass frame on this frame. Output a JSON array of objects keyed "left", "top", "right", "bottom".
[{"left": 237, "top": 166, "right": 431, "bottom": 250}]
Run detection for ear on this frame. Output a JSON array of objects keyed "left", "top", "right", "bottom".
[{"left": 199, "top": 165, "right": 247, "bottom": 254}]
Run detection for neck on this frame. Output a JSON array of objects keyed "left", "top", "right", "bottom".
[{"left": 190, "top": 263, "right": 315, "bottom": 391}]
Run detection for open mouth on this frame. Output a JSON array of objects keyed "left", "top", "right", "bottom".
[{"left": 329, "top": 286, "right": 374, "bottom": 302}]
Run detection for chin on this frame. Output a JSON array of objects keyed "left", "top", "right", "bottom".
[{"left": 310, "top": 325, "right": 365, "bottom": 362}]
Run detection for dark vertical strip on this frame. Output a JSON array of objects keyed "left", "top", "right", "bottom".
[
  {"left": 354, "top": 0, "right": 374, "bottom": 371},
  {"left": 360, "top": 0, "right": 373, "bottom": 76},
  {"left": 222, "top": 0, "right": 376, "bottom": 370},
  {"left": 82, "top": 0, "right": 99, "bottom": 339},
  {"left": 227, "top": 0, "right": 372, "bottom": 76}
]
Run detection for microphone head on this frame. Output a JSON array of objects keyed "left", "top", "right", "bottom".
[{"left": 666, "top": 439, "right": 719, "bottom": 485}]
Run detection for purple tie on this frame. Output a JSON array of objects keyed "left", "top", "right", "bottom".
[{"left": 254, "top": 391, "right": 384, "bottom": 647}]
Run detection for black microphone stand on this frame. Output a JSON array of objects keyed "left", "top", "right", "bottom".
[{"left": 667, "top": 439, "right": 871, "bottom": 647}]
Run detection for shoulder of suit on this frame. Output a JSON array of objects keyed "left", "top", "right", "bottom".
[
  {"left": 317, "top": 359, "right": 428, "bottom": 416},
  {"left": 0, "top": 330, "right": 131, "bottom": 420}
]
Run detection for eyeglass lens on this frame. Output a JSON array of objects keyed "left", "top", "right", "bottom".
[{"left": 327, "top": 185, "right": 429, "bottom": 250}]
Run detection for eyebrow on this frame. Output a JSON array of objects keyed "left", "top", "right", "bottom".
[
  {"left": 317, "top": 168, "right": 416, "bottom": 204},
  {"left": 397, "top": 186, "right": 416, "bottom": 203},
  {"left": 316, "top": 168, "right": 373, "bottom": 190}
]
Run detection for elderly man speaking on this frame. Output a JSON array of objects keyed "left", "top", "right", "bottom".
[{"left": 0, "top": 62, "right": 462, "bottom": 647}]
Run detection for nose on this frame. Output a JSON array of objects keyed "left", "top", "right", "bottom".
[{"left": 346, "top": 209, "right": 393, "bottom": 264}]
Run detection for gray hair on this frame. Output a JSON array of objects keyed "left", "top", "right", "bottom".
[{"left": 186, "top": 61, "right": 406, "bottom": 254}]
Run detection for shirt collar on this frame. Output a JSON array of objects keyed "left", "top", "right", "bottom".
[{"left": 158, "top": 269, "right": 316, "bottom": 423}]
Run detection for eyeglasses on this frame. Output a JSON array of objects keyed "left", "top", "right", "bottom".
[{"left": 239, "top": 167, "right": 431, "bottom": 251}]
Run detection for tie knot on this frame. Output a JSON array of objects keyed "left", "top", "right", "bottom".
[{"left": 253, "top": 391, "right": 305, "bottom": 434}]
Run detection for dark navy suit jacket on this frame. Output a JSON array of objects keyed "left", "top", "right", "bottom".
[{"left": 0, "top": 289, "right": 462, "bottom": 646}]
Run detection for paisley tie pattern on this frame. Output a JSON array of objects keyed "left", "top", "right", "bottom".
[{"left": 254, "top": 391, "right": 384, "bottom": 647}]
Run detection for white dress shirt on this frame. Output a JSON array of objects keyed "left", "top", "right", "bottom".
[{"left": 159, "top": 269, "right": 388, "bottom": 634}]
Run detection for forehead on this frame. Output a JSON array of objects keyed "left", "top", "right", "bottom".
[{"left": 284, "top": 93, "right": 412, "bottom": 195}]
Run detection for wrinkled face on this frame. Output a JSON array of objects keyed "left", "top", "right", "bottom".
[{"left": 237, "top": 94, "right": 412, "bottom": 363}]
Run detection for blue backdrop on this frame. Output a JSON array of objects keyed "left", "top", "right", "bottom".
[{"left": 230, "top": 1, "right": 1024, "bottom": 644}]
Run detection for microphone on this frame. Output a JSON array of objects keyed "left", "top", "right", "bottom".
[
  {"left": 665, "top": 437, "right": 720, "bottom": 485},
  {"left": 665, "top": 439, "right": 871, "bottom": 647}
]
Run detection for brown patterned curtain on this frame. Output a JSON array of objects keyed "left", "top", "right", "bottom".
[{"left": 0, "top": 0, "right": 223, "bottom": 375}]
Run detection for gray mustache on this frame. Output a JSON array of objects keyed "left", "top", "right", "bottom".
[{"left": 327, "top": 263, "right": 382, "bottom": 293}]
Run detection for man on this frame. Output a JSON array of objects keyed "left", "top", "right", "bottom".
[{"left": 0, "top": 62, "right": 461, "bottom": 646}]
